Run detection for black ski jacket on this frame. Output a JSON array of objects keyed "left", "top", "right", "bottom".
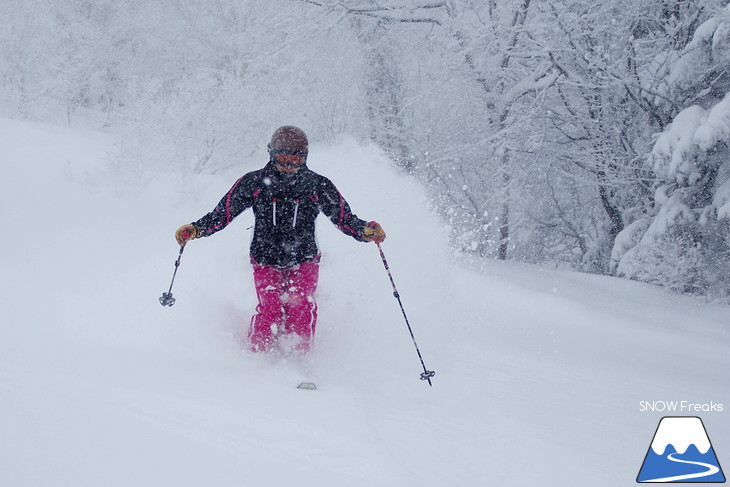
[{"left": 192, "top": 162, "right": 370, "bottom": 267}]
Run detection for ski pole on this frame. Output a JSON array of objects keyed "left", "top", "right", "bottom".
[
  {"left": 160, "top": 245, "right": 185, "bottom": 307},
  {"left": 376, "top": 242, "right": 435, "bottom": 386}
]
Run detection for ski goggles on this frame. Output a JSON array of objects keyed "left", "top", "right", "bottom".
[
  {"left": 272, "top": 149, "right": 308, "bottom": 167},
  {"left": 270, "top": 149, "right": 308, "bottom": 157}
]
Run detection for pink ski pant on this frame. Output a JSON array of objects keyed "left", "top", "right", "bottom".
[{"left": 248, "top": 262, "right": 319, "bottom": 352}]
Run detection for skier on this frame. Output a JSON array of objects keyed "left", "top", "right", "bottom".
[{"left": 175, "top": 126, "right": 386, "bottom": 354}]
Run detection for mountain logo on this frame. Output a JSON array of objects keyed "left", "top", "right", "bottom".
[{"left": 637, "top": 416, "right": 725, "bottom": 483}]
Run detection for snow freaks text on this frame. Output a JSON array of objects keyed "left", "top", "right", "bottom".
[{"left": 639, "top": 401, "right": 724, "bottom": 413}]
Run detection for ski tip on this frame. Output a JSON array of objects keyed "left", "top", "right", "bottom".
[{"left": 297, "top": 382, "right": 317, "bottom": 391}]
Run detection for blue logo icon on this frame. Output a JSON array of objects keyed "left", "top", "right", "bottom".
[{"left": 637, "top": 416, "right": 725, "bottom": 483}]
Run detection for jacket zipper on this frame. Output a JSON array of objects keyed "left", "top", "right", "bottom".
[{"left": 272, "top": 197, "right": 301, "bottom": 227}]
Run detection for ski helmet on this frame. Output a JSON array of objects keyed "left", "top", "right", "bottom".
[{"left": 268, "top": 126, "right": 308, "bottom": 156}]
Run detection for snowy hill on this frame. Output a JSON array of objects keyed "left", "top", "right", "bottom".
[{"left": 1, "top": 118, "right": 728, "bottom": 487}]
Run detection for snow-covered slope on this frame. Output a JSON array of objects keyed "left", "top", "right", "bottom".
[{"left": 1, "top": 119, "right": 728, "bottom": 487}]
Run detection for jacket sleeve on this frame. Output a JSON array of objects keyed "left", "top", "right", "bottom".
[
  {"left": 192, "top": 174, "right": 254, "bottom": 237},
  {"left": 318, "top": 177, "right": 369, "bottom": 241}
]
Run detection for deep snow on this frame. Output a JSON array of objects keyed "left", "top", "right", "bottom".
[{"left": 1, "top": 118, "right": 728, "bottom": 486}]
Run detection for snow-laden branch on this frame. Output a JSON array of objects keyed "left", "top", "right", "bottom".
[
  {"left": 500, "top": 66, "right": 560, "bottom": 121},
  {"left": 652, "top": 92, "right": 730, "bottom": 186},
  {"left": 298, "top": 0, "right": 449, "bottom": 25}
]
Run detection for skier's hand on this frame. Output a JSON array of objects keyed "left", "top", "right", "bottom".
[
  {"left": 362, "top": 221, "right": 386, "bottom": 243},
  {"left": 175, "top": 224, "right": 200, "bottom": 246}
]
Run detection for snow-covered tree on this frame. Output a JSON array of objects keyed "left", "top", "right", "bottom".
[
  {"left": 612, "top": 5, "right": 730, "bottom": 300},
  {"left": 522, "top": 0, "right": 716, "bottom": 272},
  {"left": 350, "top": 17, "right": 413, "bottom": 172},
  {"left": 0, "top": 0, "right": 59, "bottom": 119}
]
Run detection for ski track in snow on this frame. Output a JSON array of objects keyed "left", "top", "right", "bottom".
[
  {"left": 644, "top": 453, "right": 720, "bottom": 482},
  {"left": 1, "top": 118, "right": 729, "bottom": 487}
]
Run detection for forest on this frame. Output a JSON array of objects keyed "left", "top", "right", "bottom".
[{"left": 2, "top": 0, "right": 729, "bottom": 301}]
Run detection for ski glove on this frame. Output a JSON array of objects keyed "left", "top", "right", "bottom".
[
  {"left": 362, "top": 221, "right": 386, "bottom": 243},
  {"left": 175, "top": 224, "right": 200, "bottom": 246}
]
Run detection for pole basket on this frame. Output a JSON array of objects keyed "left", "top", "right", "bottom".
[{"left": 159, "top": 292, "right": 176, "bottom": 307}]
